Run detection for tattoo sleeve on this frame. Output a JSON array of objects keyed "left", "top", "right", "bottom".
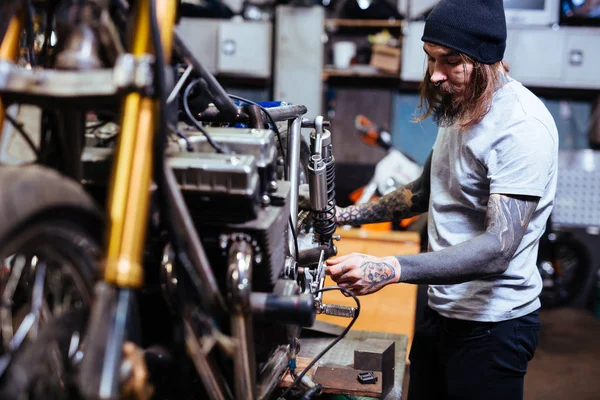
[
  {"left": 358, "top": 259, "right": 397, "bottom": 290},
  {"left": 397, "top": 193, "right": 539, "bottom": 284},
  {"left": 336, "top": 152, "right": 432, "bottom": 226}
]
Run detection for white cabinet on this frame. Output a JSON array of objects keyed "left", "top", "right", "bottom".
[
  {"left": 217, "top": 21, "right": 272, "bottom": 78},
  {"left": 506, "top": 26, "right": 600, "bottom": 89},
  {"left": 400, "top": 21, "right": 427, "bottom": 83},
  {"left": 175, "top": 18, "right": 272, "bottom": 78},
  {"left": 505, "top": 28, "right": 566, "bottom": 83},
  {"left": 563, "top": 33, "right": 600, "bottom": 87}
]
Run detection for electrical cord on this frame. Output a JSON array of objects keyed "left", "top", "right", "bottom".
[
  {"left": 183, "top": 79, "right": 228, "bottom": 154},
  {"left": 226, "top": 94, "right": 288, "bottom": 180},
  {"left": 301, "top": 384, "right": 323, "bottom": 400},
  {"left": 280, "top": 286, "right": 361, "bottom": 399},
  {"left": 289, "top": 215, "right": 300, "bottom": 261},
  {"left": 168, "top": 123, "right": 193, "bottom": 152},
  {"left": 4, "top": 113, "right": 41, "bottom": 160}
]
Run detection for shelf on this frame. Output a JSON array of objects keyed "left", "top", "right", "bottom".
[
  {"left": 322, "top": 66, "right": 399, "bottom": 80},
  {"left": 326, "top": 18, "right": 404, "bottom": 29}
]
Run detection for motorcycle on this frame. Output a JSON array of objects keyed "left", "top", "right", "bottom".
[{"left": 0, "top": 2, "right": 357, "bottom": 399}]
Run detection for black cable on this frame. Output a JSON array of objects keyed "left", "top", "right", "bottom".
[
  {"left": 182, "top": 79, "right": 228, "bottom": 154},
  {"left": 226, "top": 94, "right": 288, "bottom": 180},
  {"left": 4, "top": 113, "right": 41, "bottom": 160},
  {"left": 281, "top": 286, "right": 361, "bottom": 398},
  {"left": 301, "top": 384, "right": 323, "bottom": 400},
  {"left": 289, "top": 215, "right": 299, "bottom": 261},
  {"left": 168, "top": 124, "right": 193, "bottom": 152}
]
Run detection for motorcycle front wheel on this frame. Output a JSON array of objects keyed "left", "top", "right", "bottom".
[{"left": 0, "top": 165, "right": 103, "bottom": 397}]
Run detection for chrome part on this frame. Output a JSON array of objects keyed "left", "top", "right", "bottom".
[
  {"left": 167, "top": 64, "right": 193, "bottom": 104},
  {"left": 227, "top": 239, "right": 256, "bottom": 400},
  {"left": 29, "top": 261, "right": 46, "bottom": 339},
  {"left": 287, "top": 117, "right": 302, "bottom": 257},
  {"left": 55, "top": 25, "right": 103, "bottom": 70},
  {"left": 0, "top": 57, "right": 152, "bottom": 103},
  {"left": 316, "top": 303, "right": 357, "bottom": 318},
  {"left": 283, "top": 256, "right": 297, "bottom": 280},
  {"left": 314, "top": 250, "right": 326, "bottom": 303},
  {"left": 1, "top": 254, "right": 26, "bottom": 347},
  {"left": 257, "top": 345, "right": 290, "bottom": 400},
  {"left": 308, "top": 154, "right": 328, "bottom": 211},
  {"left": 77, "top": 283, "right": 131, "bottom": 400},
  {"left": 98, "top": 288, "right": 132, "bottom": 399},
  {"left": 160, "top": 244, "right": 178, "bottom": 308},
  {"left": 68, "top": 332, "right": 81, "bottom": 360},
  {"left": 113, "top": 53, "right": 155, "bottom": 94},
  {"left": 309, "top": 124, "right": 337, "bottom": 244},
  {"left": 168, "top": 153, "right": 259, "bottom": 197},
  {"left": 174, "top": 127, "right": 277, "bottom": 169},
  {"left": 263, "top": 104, "right": 307, "bottom": 122},
  {"left": 311, "top": 115, "right": 324, "bottom": 155}
]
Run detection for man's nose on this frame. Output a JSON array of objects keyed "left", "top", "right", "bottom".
[{"left": 430, "top": 69, "right": 446, "bottom": 85}]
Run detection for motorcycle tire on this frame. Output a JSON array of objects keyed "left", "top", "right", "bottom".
[
  {"left": 539, "top": 234, "right": 591, "bottom": 308},
  {"left": 0, "top": 165, "right": 102, "bottom": 362}
]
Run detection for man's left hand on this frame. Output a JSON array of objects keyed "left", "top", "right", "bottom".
[{"left": 325, "top": 253, "right": 401, "bottom": 296}]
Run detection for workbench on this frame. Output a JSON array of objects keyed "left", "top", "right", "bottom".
[
  {"left": 318, "top": 228, "right": 420, "bottom": 356},
  {"left": 281, "top": 321, "right": 408, "bottom": 400}
]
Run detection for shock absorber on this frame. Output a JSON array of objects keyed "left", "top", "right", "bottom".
[{"left": 308, "top": 117, "right": 337, "bottom": 244}]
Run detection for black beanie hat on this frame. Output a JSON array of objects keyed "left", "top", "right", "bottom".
[{"left": 421, "top": 0, "right": 507, "bottom": 64}]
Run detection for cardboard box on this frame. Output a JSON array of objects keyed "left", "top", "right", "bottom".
[{"left": 370, "top": 44, "right": 401, "bottom": 75}]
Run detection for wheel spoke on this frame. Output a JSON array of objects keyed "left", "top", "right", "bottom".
[
  {"left": 29, "top": 260, "right": 47, "bottom": 340},
  {"left": 1, "top": 255, "right": 27, "bottom": 348}
]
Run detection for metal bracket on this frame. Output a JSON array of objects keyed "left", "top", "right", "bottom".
[
  {"left": 113, "top": 53, "right": 155, "bottom": 95},
  {"left": 0, "top": 53, "right": 155, "bottom": 106}
]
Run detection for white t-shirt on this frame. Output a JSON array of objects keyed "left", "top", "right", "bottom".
[{"left": 427, "top": 78, "right": 559, "bottom": 322}]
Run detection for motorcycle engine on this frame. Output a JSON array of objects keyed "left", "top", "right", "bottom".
[{"left": 167, "top": 126, "right": 291, "bottom": 293}]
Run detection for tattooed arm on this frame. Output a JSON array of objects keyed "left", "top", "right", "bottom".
[
  {"left": 336, "top": 152, "right": 433, "bottom": 226},
  {"left": 396, "top": 193, "right": 539, "bottom": 284},
  {"left": 326, "top": 193, "right": 539, "bottom": 294},
  {"left": 326, "top": 254, "right": 401, "bottom": 296}
]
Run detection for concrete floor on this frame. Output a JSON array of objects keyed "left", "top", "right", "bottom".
[
  {"left": 401, "top": 307, "right": 600, "bottom": 400},
  {"left": 525, "top": 308, "right": 600, "bottom": 400}
]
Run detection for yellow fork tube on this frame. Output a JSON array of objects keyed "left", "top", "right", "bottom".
[
  {"left": 103, "top": 0, "right": 177, "bottom": 288},
  {"left": 0, "top": 10, "right": 24, "bottom": 138}
]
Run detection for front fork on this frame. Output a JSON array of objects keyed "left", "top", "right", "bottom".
[
  {"left": 0, "top": 9, "right": 24, "bottom": 140},
  {"left": 77, "top": 0, "right": 177, "bottom": 398}
]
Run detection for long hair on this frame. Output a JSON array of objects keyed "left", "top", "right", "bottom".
[{"left": 414, "top": 55, "right": 510, "bottom": 130}]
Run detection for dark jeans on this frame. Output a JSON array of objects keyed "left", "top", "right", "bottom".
[{"left": 407, "top": 306, "right": 540, "bottom": 400}]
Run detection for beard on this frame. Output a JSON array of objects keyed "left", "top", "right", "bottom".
[{"left": 431, "top": 85, "right": 464, "bottom": 127}]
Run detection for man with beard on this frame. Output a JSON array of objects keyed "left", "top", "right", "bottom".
[{"left": 326, "top": 0, "right": 558, "bottom": 398}]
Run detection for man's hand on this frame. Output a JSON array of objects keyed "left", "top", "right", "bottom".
[{"left": 325, "top": 253, "right": 401, "bottom": 296}]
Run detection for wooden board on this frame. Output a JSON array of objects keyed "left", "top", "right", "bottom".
[
  {"left": 313, "top": 366, "right": 383, "bottom": 397},
  {"left": 318, "top": 228, "right": 420, "bottom": 357},
  {"left": 323, "top": 66, "right": 399, "bottom": 80},
  {"left": 279, "top": 357, "right": 383, "bottom": 397},
  {"left": 280, "top": 357, "right": 317, "bottom": 388},
  {"left": 325, "top": 18, "right": 404, "bottom": 28}
]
